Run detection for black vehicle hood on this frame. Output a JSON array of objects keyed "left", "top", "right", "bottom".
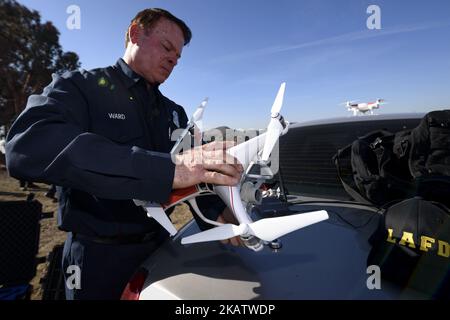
[{"left": 138, "top": 202, "right": 431, "bottom": 299}]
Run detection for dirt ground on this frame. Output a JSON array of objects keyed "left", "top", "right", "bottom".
[{"left": 0, "top": 167, "right": 192, "bottom": 300}]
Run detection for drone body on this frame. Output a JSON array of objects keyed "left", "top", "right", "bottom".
[
  {"left": 344, "top": 99, "right": 386, "bottom": 116},
  {"left": 136, "top": 83, "right": 329, "bottom": 251}
]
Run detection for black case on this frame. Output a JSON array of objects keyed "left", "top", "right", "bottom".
[{"left": 0, "top": 200, "right": 42, "bottom": 286}]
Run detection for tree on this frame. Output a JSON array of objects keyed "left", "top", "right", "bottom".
[{"left": 0, "top": 0, "right": 80, "bottom": 128}]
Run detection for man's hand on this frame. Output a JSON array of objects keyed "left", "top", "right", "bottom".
[
  {"left": 172, "top": 141, "right": 243, "bottom": 189},
  {"left": 217, "top": 207, "right": 244, "bottom": 247}
]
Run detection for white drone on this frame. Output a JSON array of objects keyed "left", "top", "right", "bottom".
[
  {"left": 342, "top": 99, "right": 386, "bottom": 116},
  {"left": 135, "top": 83, "right": 329, "bottom": 251}
]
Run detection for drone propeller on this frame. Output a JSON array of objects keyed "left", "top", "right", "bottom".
[
  {"left": 181, "top": 210, "right": 328, "bottom": 244},
  {"left": 171, "top": 98, "right": 208, "bottom": 154},
  {"left": 134, "top": 200, "right": 177, "bottom": 236},
  {"left": 261, "top": 83, "right": 286, "bottom": 162},
  {"left": 190, "top": 97, "right": 208, "bottom": 132},
  {"left": 339, "top": 101, "right": 358, "bottom": 107},
  {"left": 270, "top": 82, "right": 286, "bottom": 117}
]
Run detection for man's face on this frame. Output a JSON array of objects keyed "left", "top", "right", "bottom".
[{"left": 132, "top": 18, "right": 185, "bottom": 85}]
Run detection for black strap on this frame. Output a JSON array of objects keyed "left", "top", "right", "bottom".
[{"left": 334, "top": 147, "right": 373, "bottom": 205}]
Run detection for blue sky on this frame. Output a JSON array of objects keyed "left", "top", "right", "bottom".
[{"left": 17, "top": 0, "right": 450, "bottom": 129}]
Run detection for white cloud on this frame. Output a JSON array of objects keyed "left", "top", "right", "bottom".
[{"left": 209, "top": 21, "right": 450, "bottom": 64}]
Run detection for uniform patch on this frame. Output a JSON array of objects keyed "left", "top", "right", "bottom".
[
  {"left": 98, "top": 77, "right": 109, "bottom": 87},
  {"left": 172, "top": 110, "right": 180, "bottom": 128}
]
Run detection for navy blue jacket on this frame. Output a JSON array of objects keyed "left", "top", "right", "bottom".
[{"left": 6, "top": 59, "right": 224, "bottom": 237}]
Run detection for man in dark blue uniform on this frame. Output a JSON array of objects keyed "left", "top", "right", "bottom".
[{"left": 5, "top": 8, "right": 242, "bottom": 299}]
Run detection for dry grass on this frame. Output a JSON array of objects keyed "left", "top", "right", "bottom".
[{"left": 0, "top": 168, "right": 192, "bottom": 300}]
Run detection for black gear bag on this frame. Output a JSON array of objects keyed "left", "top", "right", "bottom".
[
  {"left": 334, "top": 110, "right": 450, "bottom": 207},
  {"left": 334, "top": 129, "right": 416, "bottom": 206}
]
